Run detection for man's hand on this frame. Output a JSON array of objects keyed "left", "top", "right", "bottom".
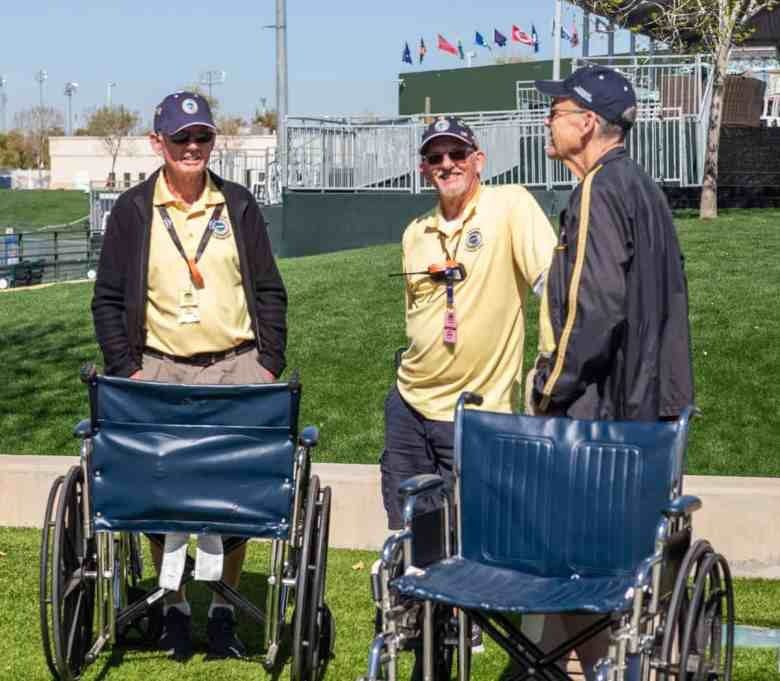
[{"left": 129, "top": 370, "right": 142, "bottom": 380}]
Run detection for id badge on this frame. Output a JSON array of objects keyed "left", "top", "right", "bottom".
[
  {"left": 177, "top": 286, "right": 201, "bottom": 324},
  {"left": 443, "top": 309, "right": 457, "bottom": 345}
]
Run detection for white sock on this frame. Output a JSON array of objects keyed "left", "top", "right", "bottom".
[
  {"left": 164, "top": 601, "right": 191, "bottom": 617},
  {"left": 209, "top": 602, "right": 235, "bottom": 619}
]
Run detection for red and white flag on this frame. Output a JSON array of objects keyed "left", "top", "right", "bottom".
[
  {"left": 437, "top": 34, "right": 459, "bottom": 56},
  {"left": 512, "top": 24, "right": 534, "bottom": 46}
]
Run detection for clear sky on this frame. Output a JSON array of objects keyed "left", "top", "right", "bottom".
[{"left": 1, "top": 1, "right": 639, "bottom": 129}]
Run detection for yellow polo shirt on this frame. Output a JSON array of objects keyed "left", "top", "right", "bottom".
[
  {"left": 397, "top": 185, "right": 557, "bottom": 421},
  {"left": 145, "top": 172, "right": 254, "bottom": 357}
]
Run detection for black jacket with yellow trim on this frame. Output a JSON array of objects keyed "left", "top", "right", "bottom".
[
  {"left": 91, "top": 168, "right": 287, "bottom": 378},
  {"left": 533, "top": 146, "right": 693, "bottom": 420}
]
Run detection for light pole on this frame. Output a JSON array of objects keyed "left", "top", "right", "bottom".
[
  {"left": 34, "top": 69, "right": 48, "bottom": 184},
  {"left": 64, "top": 82, "right": 78, "bottom": 135},
  {"left": 199, "top": 70, "right": 226, "bottom": 100},
  {"left": 263, "top": 0, "right": 288, "bottom": 191},
  {"left": 0, "top": 76, "right": 7, "bottom": 134},
  {"left": 107, "top": 81, "right": 117, "bottom": 108},
  {"left": 553, "top": 0, "right": 563, "bottom": 79}
]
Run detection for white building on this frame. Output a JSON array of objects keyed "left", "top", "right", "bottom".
[{"left": 49, "top": 134, "right": 277, "bottom": 190}]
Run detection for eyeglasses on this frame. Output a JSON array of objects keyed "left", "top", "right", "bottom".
[
  {"left": 166, "top": 129, "right": 215, "bottom": 145},
  {"left": 422, "top": 148, "right": 475, "bottom": 166},
  {"left": 547, "top": 108, "right": 588, "bottom": 122}
]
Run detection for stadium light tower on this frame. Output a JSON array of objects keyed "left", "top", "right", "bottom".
[
  {"left": 0, "top": 76, "right": 7, "bottom": 134},
  {"left": 34, "top": 69, "right": 48, "bottom": 184},
  {"left": 199, "top": 70, "right": 226, "bottom": 100},
  {"left": 107, "top": 81, "right": 117, "bottom": 108},
  {"left": 64, "top": 82, "right": 79, "bottom": 135}
]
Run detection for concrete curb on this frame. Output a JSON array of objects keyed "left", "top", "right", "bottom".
[{"left": 1, "top": 455, "right": 778, "bottom": 577}]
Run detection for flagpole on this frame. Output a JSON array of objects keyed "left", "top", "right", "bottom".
[{"left": 553, "top": 0, "right": 563, "bottom": 79}]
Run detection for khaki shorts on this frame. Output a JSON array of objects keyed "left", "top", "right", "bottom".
[{"left": 140, "top": 348, "right": 272, "bottom": 386}]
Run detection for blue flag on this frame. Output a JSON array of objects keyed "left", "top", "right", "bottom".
[
  {"left": 402, "top": 41, "right": 413, "bottom": 65},
  {"left": 458, "top": 40, "right": 465, "bottom": 59},
  {"left": 475, "top": 31, "right": 491, "bottom": 50},
  {"left": 494, "top": 28, "right": 507, "bottom": 47},
  {"left": 532, "top": 24, "right": 540, "bottom": 53}
]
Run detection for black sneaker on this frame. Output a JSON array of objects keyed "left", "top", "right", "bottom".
[
  {"left": 207, "top": 607, "right": 247, "bottom": 659},
  {"left": 159, "top": 607, "right": 193, "bottom": 662},
  {"left": 471, "top": 622, "right": 485, "bottom": 654}
]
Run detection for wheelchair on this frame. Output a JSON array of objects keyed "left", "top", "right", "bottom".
[
  {"left": 40, "top": 367, "right": 334, "bottom": 681},
  {"left": 361, "top": 394, "right": 734, "bottom": 681}
]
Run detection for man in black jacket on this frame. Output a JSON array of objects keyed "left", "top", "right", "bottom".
[
  {"left": 519, "top": 66, "right": 694, "bottom": 681},
  {"left": 92, "top": 91, "right": 287, "bottom": 661}
]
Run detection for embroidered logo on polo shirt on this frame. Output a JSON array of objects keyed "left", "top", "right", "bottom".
[
  {"left": 464, "top": 228, "right": 483, "bottom": 252},
  {"left": 212, "top": 219, "right": 231, "bottom": 238}
]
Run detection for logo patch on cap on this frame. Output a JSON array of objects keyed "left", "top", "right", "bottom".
[
  {"left": 434, "top": 119, "right": 451, "bottom": 132},
  {"left": 573, "top": 86, "right": 593, "bottom": 103},
  {"left": 182, "top": 98, "right": 199, "bottom": 115}
]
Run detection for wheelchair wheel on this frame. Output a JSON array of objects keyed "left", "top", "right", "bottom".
[
  {"left": 658, "top": 540, "right": 734, "bottom": 681},
  {"left": 292, "top": 476, "right": 334, "bottom": 681},
  {"left": 116, "top": 534, "right": 163, "bottom": 647},
  {"left": 679, "top": 552, "right": 734, "bottom": 681},
  {"left": 307, "top": 486, "right": 334, "bottom": 677},
  {"left": 40, "top": 474, "right": 65, "bottom": 680},
  {"left": 51, "top": 466, "right": 96, "bottom": 680},
  {"left": 291, "top": 474, "right": 320, "bottom": 681}
]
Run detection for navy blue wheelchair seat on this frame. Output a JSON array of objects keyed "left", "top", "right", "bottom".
[
  {"left": 88, "top": 375, "right": 300, "bottom": 538},
  {"left": 393, "top": 406, "right": 690, "bottom": 615}
]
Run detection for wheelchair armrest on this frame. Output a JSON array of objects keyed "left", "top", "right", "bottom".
[
  {"left": 73, "top": 419, "right": 93, "bottom": 439},
  {"left": 662, "top": 495, "right": 702, "bottom": 518},
  {"left": 398, "top": 474, "right": 444, "bottom": 498},
  {"left": 298, "top": 425, "right": 319, "bottom": 448}
]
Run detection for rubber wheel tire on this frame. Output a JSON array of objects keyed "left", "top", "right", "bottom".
[
  {"left": 307, "top": 486, "right": 333, "bottom": 678},
  {"left": 291, "top": 475, "right": 320, "bottom": 681},
  {"left": 40, "top": 475, "right": 65, "bottom": 680},
  {"left": 51, "top": 465, "right": 96, "bottom": 680}
]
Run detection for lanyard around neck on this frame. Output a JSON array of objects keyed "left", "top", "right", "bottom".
[{"left": 156, "top": 203, "right": 224, "bottom": 289}]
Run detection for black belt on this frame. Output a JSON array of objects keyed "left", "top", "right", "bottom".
[{"left": 143, "top": 341, "right": 255, "bottom": 367}]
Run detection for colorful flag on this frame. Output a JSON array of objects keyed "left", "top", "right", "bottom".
[
  {"left": 402, "top": 42, "right": 413, "bottom": 65},
  {"left": 419, "top": 37, "right": 427, "bottom": 63},
  {"left": 560, "top": 25, "right": 572, "bottom": 42},
  {"left": 512, "top": 24, "right": 534, "bottom": 45},
  {"left": 594, "top": 18, "right": 611, "bottom": 33},
  {"left": 570, "top": 23, "right": 579, "bottom": 47},
  {"left": 437, "top": 34, "right": 459, "bottom": 56},
  {"left": 457, "top": 40, "right": 465, "bottom": 59},
  {"left": 494, "top": 28, "right": 507, "bottom": 47},
  {"left": 475, "top": 31, "right": 491, "bottom": 50},
  {"left": 531, "top": 24, "right": 540, "bottom": 52}
]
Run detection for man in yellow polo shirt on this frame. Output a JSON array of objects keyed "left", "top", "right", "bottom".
[
  {"left": 380, "top": 116, "right": 556, "bottom": 662},
  {"left": 92, "top": 91, "right": 287, "bottom": 661},
  {"left": 381, "top": 117, "right": 556, "bottom": 531}
]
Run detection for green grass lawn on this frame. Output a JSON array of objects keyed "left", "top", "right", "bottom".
[
  {"left": 0, "top": 209, "right": 778, "bottom": 476},
  {"left": 0, "top": 189, "right": 89, "bottom": 230},
  {"left": 1, "top": 527, "right": 779, "bottom": 681}
]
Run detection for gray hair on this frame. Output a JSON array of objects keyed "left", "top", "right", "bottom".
[{"left": 596, "top": 106, "right": 637, "bottom": 142}]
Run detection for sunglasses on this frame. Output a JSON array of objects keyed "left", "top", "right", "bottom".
[
  {"left": 547, "top": 108, "right": 588, "bottom": 121},
  {"left": 166, "top": 129, "right": 215, "bottom": 145},
  {"left": 422, "top": 148, "right": 475, "bottom": 166}
]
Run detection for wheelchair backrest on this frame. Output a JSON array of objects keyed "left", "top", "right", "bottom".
[
  {"left": 88, "top": 376, "right": 300, "bottom": 539},
  {"left": 455, "top": 405, "right": 690, "bottom": 578}
]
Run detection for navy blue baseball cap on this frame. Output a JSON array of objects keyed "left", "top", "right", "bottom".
[
  {"left": 153, "top": 91, "right": 216, "bottom": 135},
  {"left": 419, "top": 116, "right": 478, "bottom": 154},
  {"left": 535, "top": 65, "right": 637, "bottom": 127}
]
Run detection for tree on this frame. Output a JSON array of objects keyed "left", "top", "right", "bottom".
[
  {"left": 252, "top": 108, "right": 278, "bottom": 133},
  {"left": 84, "top": 105, "right": 141, "bottom": 177},
  {"left": 12, "top": 106, "right": 65, "bottom": 169},
  {"left": 573, "top": 0, "right": 778, "bottom": 219},
  {"left": 0, "top": 131, "right": 36, "bottom": 168}
]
